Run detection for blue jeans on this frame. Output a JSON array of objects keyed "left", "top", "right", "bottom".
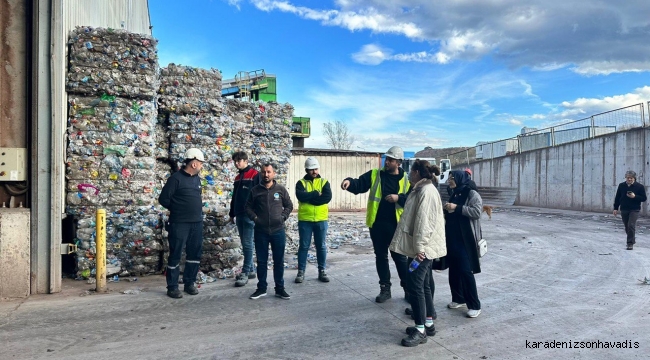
[
  {"left": 297, "top": 221, "right": 328, "bottom": 271},
  {"left": 254, "top": 229, "right": 286, "bottom": 291},
  {"left": 166, "top": 222, "right": 203, "bottom": 290},
  {"left": 236, "top": 216, "right": 256, "bottom": 273}
]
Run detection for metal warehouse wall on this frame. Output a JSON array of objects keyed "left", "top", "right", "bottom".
[
  {"left": 63, "top": 0, "right": 152, "bottom": 35},
  {"left": 287, "top": 152, "right": 382, "bottom": 211}
]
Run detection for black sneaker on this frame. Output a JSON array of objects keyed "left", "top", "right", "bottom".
[
  {"left": 401, "top": 330, "right": 427, "bottom": 347},
  {"left": 250, "top": 289, "right": 267, "bottom": 299},
  {"left": 167, "top": 289, "right": 183, "bottom": 299},
  {"left": 375, "top": 285, "right": 391, "bottom": 303},
  {"left": 406, "top": 324, "right": 436, "bottom": 337},
  {"left": 627, "top": 244, "right": 633, "bottom": 250},
  {"left": 247, "top": 271, "right": 257, "bottom": 279},
  {"left": 184, "top": 284, "right": 199, "bottom": 295},
  {"left": 318, "top": 270, "right": 330, "bottom": 283},
  {"left": 275, "top": 288, "right": 291, "bottom": 300}
]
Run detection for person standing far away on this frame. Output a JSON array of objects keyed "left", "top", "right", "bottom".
[
  {"left": 229, "top": 151, "right": 260, "bottom": 287},
  {"left": 295, "top": 157, "right": 333, "bottom": 284},
  {"left": 246, "top": 163, "right": 294, "bottom": 300},
  {"left": 341, "top": 146, "right": 411, "bottom": 303},
  {"left": 158, "top": 148, "right": 206, "bottom": 299},
  {"left": 613, "top": 170, "right": 647, "bottom": 250}
]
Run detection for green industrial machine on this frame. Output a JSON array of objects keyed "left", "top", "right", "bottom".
[{"left": 221, "top": 70, "right": 310, "bottom": 143}]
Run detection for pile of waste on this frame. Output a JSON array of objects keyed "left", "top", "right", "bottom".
[
  {"left": 65, "top": 27, "right": 164, "bottom": 278},
  {"left": 158, "top": 64, "right": 294, "bottom": 274}
]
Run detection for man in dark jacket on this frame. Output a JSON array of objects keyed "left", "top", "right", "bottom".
[
  {"left": 613, "top": 170, "right": 647, "bottom": 250},
  {"left": 341, "top": 146, "right": 410, "bottom": 303},
  {"left": 158, "top": 148, "right": 205, "bottom": 299},
  {"left": 230, "top": 151, "right": 260, "bottom": 287},
  {"left": 295, "top": 157, "right": 332, "bottom": 284},
  {"left": 246, "top": 163, "right": 293, "bottom": 300}
]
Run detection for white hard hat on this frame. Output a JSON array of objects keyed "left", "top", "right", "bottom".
[
  {"left": 184, "top": 148, "right": 205, "bottom": 162},
  {"left": 384, "top": 146, "right": 404, "bottom": 160},
  {"left": 305, "top": 157, "right": 320, "bottom": 170}
]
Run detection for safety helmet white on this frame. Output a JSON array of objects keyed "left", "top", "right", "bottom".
[
  {"left": 384, "top": 146, "right": 404, "bottom": 161},
  {"left": 304, "top": 157, "right": 320, "bottom": 170},
  {"left": 184, "top": 148, "right": 205, "bottom": 162}
]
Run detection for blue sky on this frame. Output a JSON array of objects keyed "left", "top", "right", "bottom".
[{"left": 150, "top": 0, "right": 650, "bottom": 152}]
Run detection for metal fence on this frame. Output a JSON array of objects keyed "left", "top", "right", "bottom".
[{"left": 447, "top": 103, "right": 647, "bottom": 166}]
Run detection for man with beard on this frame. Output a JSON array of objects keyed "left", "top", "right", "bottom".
[
  {"left": 341, "top": 146, "right": 410, "bottom": 303},
  {"left": 246, "top": 163, "right": 294, "bottom": 300}
]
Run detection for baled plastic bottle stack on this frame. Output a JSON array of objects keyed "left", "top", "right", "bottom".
[
  {"left": 158, "top": 65, "right": 294, "bottom": 275},
  {"left": 66, "top": 26, "right": 159, "bottom": 100},
  {"left": 65, "top": 27, "right": 164, "bottom": 278}
]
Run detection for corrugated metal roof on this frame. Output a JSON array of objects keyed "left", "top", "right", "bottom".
[{"left": 291, "top": 148, "right": 383, "bottom": 156}]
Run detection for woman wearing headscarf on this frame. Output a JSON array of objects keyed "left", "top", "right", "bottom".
[
  {"left": 443, "top": 170, "right": 483, "bottom": 318},
  {"left": 390, "top": 160, "right": 446, "bottom": 347}
]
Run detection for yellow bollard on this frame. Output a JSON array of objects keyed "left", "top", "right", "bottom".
[{"left": 96, "top": 208, "right": 107, "bottom": 293}]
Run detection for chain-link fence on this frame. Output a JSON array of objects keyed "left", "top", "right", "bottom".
[{"left": 447, "top": 103, "right": 647, "bottom": 166}]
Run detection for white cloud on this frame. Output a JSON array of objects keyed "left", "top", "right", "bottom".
[
  {"left": 250, "top": 0, "right": 424, "bottom": 39},
  {"left": 237, "top": 0, "right": 650, "bottom": 74},
  {"left": 290, "top": 66, "right": 540, "bottom": 151},
  {"left": 351, "top": 44, "right": 392, "bottom": 65},
  {"left": 226, "top": 0, "right": 243, "bottom": 10},
  {"left": 509, "top": 119, "right": 523, "bottom": 126}
]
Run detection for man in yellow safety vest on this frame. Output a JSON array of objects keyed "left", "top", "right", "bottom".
[
  {"left": 341, "top": 146, "right": 410, "bottom": 303},
  {"left": 295, "top": 157, "right": 332, "bottom": 283}
]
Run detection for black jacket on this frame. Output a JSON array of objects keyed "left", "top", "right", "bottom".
[
  {"left": 246, "top": 181, "right": 293, "bottom": 235},
  {"left": 614, "top": 181, "right": 647, "bottom": 211},
  {"left": 344, "top": 168, "right": 408, "bottom": 226},
  {"left": 158, "top": 169, "right": 203, "bottom": 223},
  {"left": 295, "top": 174, "right": 332, "bottom": 206},
  {"left": 230, "top": 166, "right": 260, "bottom": 218}
]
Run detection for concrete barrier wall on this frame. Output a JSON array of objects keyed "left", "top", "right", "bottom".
[{"left": 470, "top": 128, "right": 649, "bottom": 215}]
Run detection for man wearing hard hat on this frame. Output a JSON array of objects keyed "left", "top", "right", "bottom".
[
  {"left": 158, "top": 148, "right": 205, "bottom": 299},
  {"left": 295, "top": 157, "right": 333, "bottom": 284},
  {"left": 341, "top": 146, "right": 410, "bottom": 303}
]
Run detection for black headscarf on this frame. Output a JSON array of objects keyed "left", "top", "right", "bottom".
[{"left": 450, "top": 170, "right": 471, "bottom": 195}]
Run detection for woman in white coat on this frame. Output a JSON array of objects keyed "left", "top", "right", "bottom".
[{"left": 389, "top": 160, "right": 447, "bottom": 347}]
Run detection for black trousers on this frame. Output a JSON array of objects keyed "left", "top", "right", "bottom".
[
  {"left": 447, "top": 236, "right": 481, "bottom": 310},
  {"left": 621, "top": 210, "right": 639, "bottom": 245},
  {"left": 166, "top": 222, "right": 203, "bottom": 290},
  {"left": 369, "top": 221, "right": 409, "bottom": 289},
  {"left": 407, "top": 258, "right": 434, "bottom": 326}
]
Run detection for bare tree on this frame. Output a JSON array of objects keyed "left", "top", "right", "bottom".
[{"left": 322, "top": 120, "right": 355, "bottom": 150}]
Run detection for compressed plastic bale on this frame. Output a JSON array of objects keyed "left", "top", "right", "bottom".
[
  {"left": 160, "top": 63, "right": 222, "bottom": 81},
  {"left": 68, "top": 26, "right": 158, "bottom": 74},
  {"left": 67, "top": 65, "right": 159, "bottom": 100},
  {"left": 157, "top": 95, "right": 222, "bottom": 115}
]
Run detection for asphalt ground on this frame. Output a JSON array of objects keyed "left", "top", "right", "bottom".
[{"left": 1, "top": 207, "right": 649, "bottom": 360}]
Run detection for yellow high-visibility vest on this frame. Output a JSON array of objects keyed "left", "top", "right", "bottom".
[
  {"left": 366, "top": 169, "right": 409, "bottom": 227},
  {"left": 298, "top": 178, "right": 329, "bottom": 222}
]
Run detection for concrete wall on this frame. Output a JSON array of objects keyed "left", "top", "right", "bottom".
[
  {"left": 287, "top": 151, "right": 382, "bottom": 211},
  {"left": 0, "top": 209, "right": 30, "bottom": 299},
  {"left": 471, "top": 127, "right": 649, "bottom": 215}
]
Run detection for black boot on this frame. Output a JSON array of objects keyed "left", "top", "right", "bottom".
[{"left": 375, "top": 285, "right": 391, "bottom": 303}]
